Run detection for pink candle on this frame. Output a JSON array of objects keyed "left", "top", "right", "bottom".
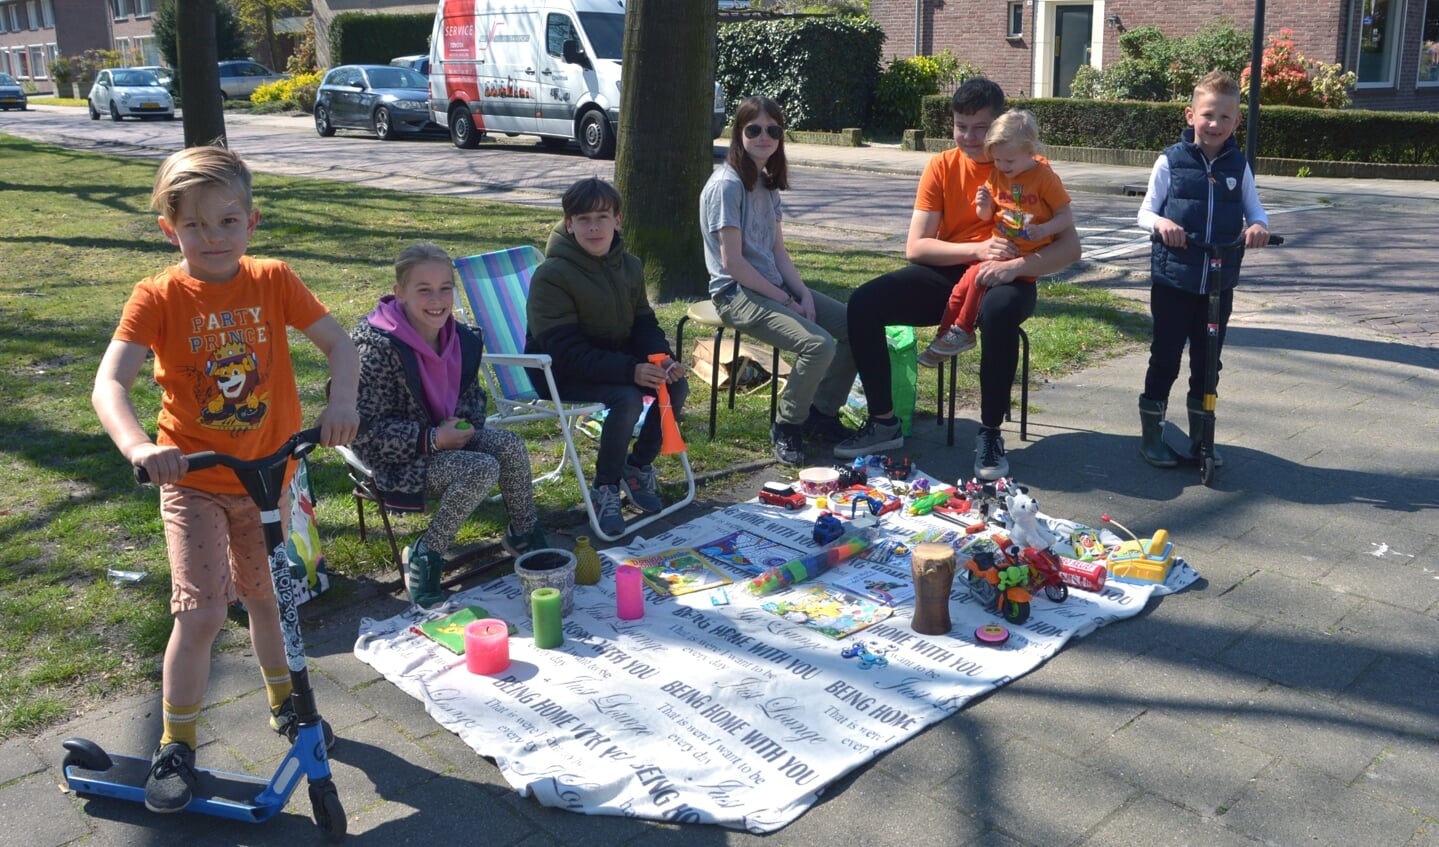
[
  {"left": 464, "top": 618, "right": 510, "bottom": 674},
  {"left": 616, "top": 565, "right": 644, "bottom": 620}
]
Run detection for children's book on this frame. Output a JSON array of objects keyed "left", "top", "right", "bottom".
[
  {"left": 411, "top": 605, "right": 516, "bottom": 654},
  {"left": 760, "top": 584, "right": 894, "bottom": 639},
  {"left": 827, "top": 564, "right": 915, "bottom": 607},
  {"left": 628, "top": 548, "right": 734, "bottom": 596},
  {"left": 695, "top": 530, "right": 805, "bottom": 577}
]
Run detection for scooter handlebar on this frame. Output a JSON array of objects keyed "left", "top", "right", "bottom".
[
  {"left": 1149, "top": 231, "right": 1284, "bottom": 249},
  {"left": 134, "top": 426, "right": 326, "bottom": 485}
]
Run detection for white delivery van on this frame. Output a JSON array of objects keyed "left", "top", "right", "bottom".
[{"left": 428, "top": 0, "right": 726, "bottom": 158}]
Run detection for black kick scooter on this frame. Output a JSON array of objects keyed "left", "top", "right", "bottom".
[
  {"left": 1152, "top": 231, "right": 1283, "bottom": 486},
  {"left": 62, "top": 428, "right": 346, "bottom": 841}
]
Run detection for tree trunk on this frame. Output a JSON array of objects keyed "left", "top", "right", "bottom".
[
  {"left": 177, "top": 0, "right": 227, "bottom": 148},
  {"left": 614, "top": 0, "right": 716, "bottom": 303}
]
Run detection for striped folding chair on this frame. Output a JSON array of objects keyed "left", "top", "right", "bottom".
[{"left": 454, "top": 246, "right": 695, "bottom": 542}]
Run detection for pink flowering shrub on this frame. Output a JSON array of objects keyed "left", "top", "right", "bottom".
[{"left": 1241, "top": 29, "right": 1355, "bottom": 109}]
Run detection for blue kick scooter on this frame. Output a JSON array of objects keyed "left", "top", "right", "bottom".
[{"left": 62, "top": 428, "right": 346, "bottom": 841}]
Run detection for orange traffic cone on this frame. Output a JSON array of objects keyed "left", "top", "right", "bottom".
[{"left": 648, "top": 353, "right": 686, "bottom": 455}]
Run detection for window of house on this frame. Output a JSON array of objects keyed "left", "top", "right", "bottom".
[
  {"left": 40, "top": 0, "right": 51, "bottom": 27},
  {"left": 25, "top": 0, "right": 36, "bottom": 29},
  {"left": 135, "top": 0, "right": 152, "bottom": 17},
  {"left": 110, "top": 0, "right": 128, "bottom": 21},
  {"left": 135, "top": 35, "right": 158, "bottom": 65},
  {"left": 1358, "top": 0, "right": 1404, "bottom": 85},
  {"left": 1007, "top": 2, "right": 1023, "bottom": 38},
  {"left": 1420, "top": 0, "right": 1439, "bottom": 83},
  {"left": 0, "top": 7, "right": 8, "bottom": 34},
  {"left": 6, "top": 4, "right": 18, "bottom": 32},
  {"left": 15, "top": 47, "right": 29, "bottom": 76},
  {"left": 28, "top": 45, "right": 43, "bottom": 75}
]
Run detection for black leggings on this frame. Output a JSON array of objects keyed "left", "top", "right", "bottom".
[{"left": 848, "top": 263, "right": 1035, "bottom": 428}]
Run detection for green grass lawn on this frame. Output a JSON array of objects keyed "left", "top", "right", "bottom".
[{"left": 0, "top": 133, "right": 1150, "bottom": 737}]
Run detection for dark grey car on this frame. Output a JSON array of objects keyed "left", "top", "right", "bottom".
[{"left": 314, "top": 65, "right": 440, "bottom": 141}]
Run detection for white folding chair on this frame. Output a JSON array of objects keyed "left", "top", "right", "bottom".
[{"left": 453, "top": 246, "right": 695, "bottom": 542}]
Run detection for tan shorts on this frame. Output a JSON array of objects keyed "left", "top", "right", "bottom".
[{"left": 160, "top": 484, "right": 289, "bottom": 615}]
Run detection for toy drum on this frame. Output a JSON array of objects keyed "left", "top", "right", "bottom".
[{"left": 798, "top": 467, "right": 840, "bottom": 497}]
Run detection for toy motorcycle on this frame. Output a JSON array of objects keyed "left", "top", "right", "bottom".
[{"left": 963, "top": 540, "right": 1068, "bottom": 625}]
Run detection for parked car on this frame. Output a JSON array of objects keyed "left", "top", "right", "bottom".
[
  {"left": 0, "top": 72, "right": 26, "bottom": 110},
  {"left": 389, "top": 54, "right": 430, "bottom": 76},
  {"left": 131, "top": 65, "right": 175, "bottom": 91},
  {"left": 217, "top": 59, "right": 288, "bottom": 100},
  {"left": 314, "top": 64, "right": 441, "bottom": 140},
  {"left": 87, "top": 68, "right": 175, "bottom": 121}
]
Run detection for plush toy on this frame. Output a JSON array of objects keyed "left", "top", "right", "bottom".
[{"left": 1005, "top": 490, "right": 1058, "bottom": 551}]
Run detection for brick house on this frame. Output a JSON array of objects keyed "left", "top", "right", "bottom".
[
  {"left": 0, "top": 0, "right": 163, "bottom": 91},
  {"left": 311, "top": 0, "right": 432, "bottom": 67},
  {"left": 870, "top": 0, "right": 1439, "bottom": 111}
]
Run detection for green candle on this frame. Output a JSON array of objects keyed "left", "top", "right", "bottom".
[{"left": 531, "top": 587, "right": 564, "bottom": 649}]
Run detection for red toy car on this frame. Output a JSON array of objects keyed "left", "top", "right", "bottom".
[{"left": 758, "top": 482, "right": 806, "bottom": 511}]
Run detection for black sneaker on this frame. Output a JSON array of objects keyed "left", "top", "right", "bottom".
[
  {"left": 800, "top": 407, "right": 854, "bottom": 444},
  {"left": 271, "top": 698, "right": 336, "bottom": 751},
  {"left": 833, "top": 417, "right": 903, "bottom": 459},
  {"left": 145, "top": 741, "right": 198, "bottom": 814},
  {"left": 771, "top": 422, "right": 805, "bottom": 466},
  {"left": 974, "top": 428, "right": 1009, "bottom": 481}
]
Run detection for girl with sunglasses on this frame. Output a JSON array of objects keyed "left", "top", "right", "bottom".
[{"left": 700, "top": 95, "right": 857, "bottom": 467}]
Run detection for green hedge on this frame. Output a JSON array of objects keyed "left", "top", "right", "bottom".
[
  {"left": 329, "top": 12, "right": 432, "bottom": 66},
  {"left": 717, "top": 15, "right": 883, "bottom": 131},
  {"left": 921, "top": 95, "right": 1439, "bottom": 165}
]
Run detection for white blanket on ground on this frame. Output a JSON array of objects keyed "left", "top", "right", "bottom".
[{"left": 354, "top": 498, "right": 1196, "bottom": 833}]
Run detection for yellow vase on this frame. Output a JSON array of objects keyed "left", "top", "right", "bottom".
[{"left": 574, "top": 536, "right": 603, "bottom": 585}]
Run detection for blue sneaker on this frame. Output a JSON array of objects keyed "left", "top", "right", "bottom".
[
  {"left": 621, "top": 463, "right": 663, "bottom": 514},
  {"left": 591, "top": 484, "right": 626, "bottom": 536}
]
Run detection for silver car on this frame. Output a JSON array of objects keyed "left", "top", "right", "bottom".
[
  {"left": 87, "top": 68, "right": 175, "bottom": 121},
  {"left": 217, "top": 60, "right": 288, "bottom": 100}
]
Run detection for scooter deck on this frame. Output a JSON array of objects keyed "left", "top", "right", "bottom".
[
  {"left": 1161, "top": 420, "right": 1202, "bottom": 462},
  {"left": 65, "top": 753, "right": 282, "bottom": 821}
]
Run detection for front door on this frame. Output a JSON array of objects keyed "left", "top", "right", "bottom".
[{"left": 1052, "top": 5, "right": 1093, "bottom": 97}]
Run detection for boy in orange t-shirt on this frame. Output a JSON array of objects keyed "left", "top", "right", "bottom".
[
  {"left": 840, "top": 80, "right": 1081, "bottom": 481},
  {"left": 91, "top": 145, "right": 358, "bottom": 814},
  {"left": 919, "top": 110, "right": 1073, "bottom": 367}
]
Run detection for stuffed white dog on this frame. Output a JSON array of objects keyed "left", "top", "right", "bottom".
[{"left": 1005, "top": 490, "right": 1058, "bottom": 551}]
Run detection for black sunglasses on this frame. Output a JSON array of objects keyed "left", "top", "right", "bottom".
[{"left": 743, "top": 124, "right": 784, "bottom": 140}]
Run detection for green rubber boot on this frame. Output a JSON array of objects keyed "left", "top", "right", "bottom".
[
  {"left": 404, "top": 539, "right": 448, "bottom": 609},
  {"left": 1187, "top": 395, "right": 1224, "bottom": 467},
  {"left": 1139, "top": 395, "right": 1180, "bottom": 468}
]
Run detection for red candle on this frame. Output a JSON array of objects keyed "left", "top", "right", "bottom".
[{"left": 464, "top": 618, "right": 510, "bottom": 674}]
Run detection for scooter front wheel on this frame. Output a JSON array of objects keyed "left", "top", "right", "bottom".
[
  {"left": 310, "top": 780, "right": 347, "bottom": 842},
  {"left": 1200, "top": 456, "right": 1216, "bottom": 486}
]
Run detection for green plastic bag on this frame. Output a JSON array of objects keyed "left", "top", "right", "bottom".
[
  {"left": 886, "top": 325, "right": 918, "bottom": 436},
  {"left": 840, "top": 325, "right": 918, "bottom": 437}
]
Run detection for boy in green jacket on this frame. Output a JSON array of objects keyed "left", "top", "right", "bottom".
[{"left": 526, "top": 177, "right": 688, "bottom": 537}]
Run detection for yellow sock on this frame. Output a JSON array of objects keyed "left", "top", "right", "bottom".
[
  {"left": 159, "top": 700, "right": 201, "bottom": 749},
  {"left": 262, "top": 666, "right": 293, "bottom": 712}
]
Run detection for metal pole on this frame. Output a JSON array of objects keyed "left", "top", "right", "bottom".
[
  {"left": 1244, "top": 0, "right": 1266, "bottom": 170},
  {"left": 914, "top": 0, "right": 922, "bottom": 56}
]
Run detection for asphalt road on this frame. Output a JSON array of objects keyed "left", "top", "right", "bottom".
[{"left": 5, "top": 105, "right": 1437, "bottom": 347}]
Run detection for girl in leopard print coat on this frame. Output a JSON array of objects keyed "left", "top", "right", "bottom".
[{"left": 349, "top": 243, "right": 546, "bottom": 607}]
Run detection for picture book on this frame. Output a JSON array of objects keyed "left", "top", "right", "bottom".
[
  {"left": 760, "top": 584, "right": 894, "bottom": 639},
  {"left": 628, "top": 548, "right": 734, "bottom": 596},
  {"left": 695, "top": 530, "right": 806, "bottom": 577},
  {"left": 411, "top": 606, "right": 516, "bottom": 655},
  {"left": 827, "top": 564, "right": 915, "bottom": 607}
]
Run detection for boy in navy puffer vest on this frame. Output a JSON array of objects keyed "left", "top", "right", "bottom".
[{"left": 1135, "top": 70, "right": 1273, "bottom": 468}]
